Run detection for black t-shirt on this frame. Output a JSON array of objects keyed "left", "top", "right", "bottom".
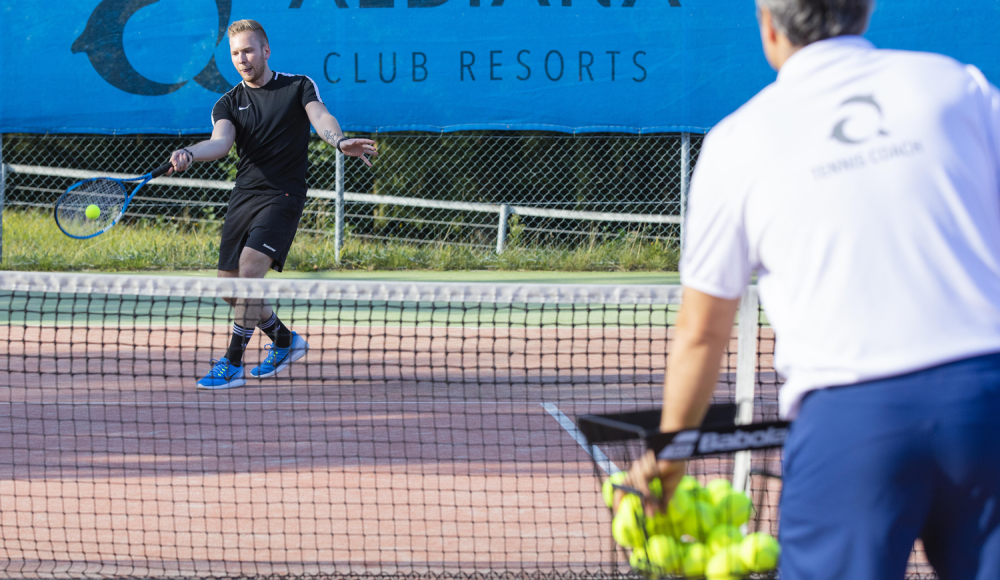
[{"left": 212, "top": 72, "right": 321, "bottom": 196}]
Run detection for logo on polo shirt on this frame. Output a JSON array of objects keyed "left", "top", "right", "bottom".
[
  {"left": 831, "top": 95, "right": 889, "bottom": 145},
  {"left": 263, "top": 244, "right": 276, "bottom": 252}
]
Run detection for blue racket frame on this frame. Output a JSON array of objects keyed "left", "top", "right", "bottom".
[{"left": 54, "top": 162, "right": 174, "bottom": 240}]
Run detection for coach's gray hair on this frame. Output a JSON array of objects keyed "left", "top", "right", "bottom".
[{"left": 756, "top": 0, "right": 874, "bottom": 46}]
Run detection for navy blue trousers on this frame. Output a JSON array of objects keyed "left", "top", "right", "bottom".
[{"left": 779, "top": 352, "right": 1000, "bottom": 580}]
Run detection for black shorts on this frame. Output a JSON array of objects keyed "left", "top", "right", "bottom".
[{"left": 218, "top": 189, "right": 306, "bottom": 273}]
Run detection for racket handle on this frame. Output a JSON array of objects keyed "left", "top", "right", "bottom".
[{"left": 151, "top": 162, "right": 175, "bottom": 179}]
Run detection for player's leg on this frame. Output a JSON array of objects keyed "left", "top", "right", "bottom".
[
  {"left": 239, "top": 193, "right": 310, "bottom": 379},
  {"left": 914, "top": 353, "right": 1000, "bottom": 579},
  {"left": 222, "top": 246, "right": 275, "bottom": 372},
  {"left": 778, "top": 376, "right": 936, "bottom": 580},
  {"left": 218, "top": 267, "right": 239, "bottom": 306},
  {"left": 196, "top": 190, "right": 260, "bottom": 390}
]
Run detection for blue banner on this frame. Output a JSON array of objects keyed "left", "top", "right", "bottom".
[{"left": 1, "top": 0, "right": 998, "bottom": 134}]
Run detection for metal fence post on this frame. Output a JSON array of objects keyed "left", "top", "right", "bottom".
[
  {"left": 680, "top": 132, "right": 691, "bottom": 253},
  {"left": 335, "top": 148, "right": 345, "bottom": 264},
  {"left": 732, "top": 285, "right": 760, "bottom": 494},
  {"left": 496, "top": 204, "right": 511, "bottom": 254},
  {"left": 0, "top": 134, "right": 5, "bottom": 266}
]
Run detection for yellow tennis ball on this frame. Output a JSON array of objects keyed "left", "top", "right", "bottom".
[
  {"left": 677, "top": 475, "right": 700, "bottom": 492},
  {"left": 618, "top": 494, "right": 644, "bottom": 520},
  {"left": 680, "top": 501, "right": 716, "bottom": 542},
  {"left": 707, "top": 524, "right": 744, "bottom": 555},
  {"left": 603, "top": 471, "right": 627, "bottom": 508},
  {"left": 740, "top": 532, "right": 780, "bottom": 572},
  {"left": 676, "top": 475, "right": 704, "bottom": 499},
  {"left": 667, "top": 486, "right": 695, "bottom": 518},
  {"left": 646, "top": 535, "right": 683, "bottom": 574},
  {"left": 705, "top": 478, "right": 734, "bottom": 505},
  {"left": 715, "top": 491, "right": 754, "bottom": 527},
  {"left": 645, "top": 512, "right": 675, "bottom": 538},
  {"left": 612, "top": 509, "right": 646, "bottom": 549},
  {"left": 665, "top": 488, "right": 695, "bottom": 538},
  {"left": 629, "top": 546, "right": 654, "bottom": 576},
  {"left": 705, "top": 545, "right": 748, "bottom": 580},
  {"left": 648, "top": 477, "right": 663, "bottom": 499},
  {"left": 85, "top": 204, "right": 101, "bottom": 219},
  {"left": 682, "top": 542, "right": 711, "bottom": 577}
]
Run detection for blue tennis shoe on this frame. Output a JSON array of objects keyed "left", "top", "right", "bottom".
[
  {"left": 251, "top": 332, "right": 310, "bottom": 379},
  {"left": 196, "top": 357, "right": 246, "bottom": 390}
]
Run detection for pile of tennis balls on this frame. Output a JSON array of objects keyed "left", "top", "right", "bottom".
[{"left": 603, "top": 473, "right": 779, "bottom": 579}]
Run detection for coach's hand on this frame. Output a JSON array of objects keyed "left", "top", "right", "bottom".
[
  {"left": 167, "top": 148, "right": 195, "bottom": 175},
  {"left": 340, "top": 139, "right": 378, "bottom": 167},
  {"left": 614, "top": 449, "right": 686, "bottom": 517}
]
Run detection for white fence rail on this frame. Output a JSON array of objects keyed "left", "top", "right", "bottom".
[
  {"left": 0, "top": 133, "right": 699, "bottom": 262},
  {"left": 2, "top": 156, "right": 685, "bottom": 263}
]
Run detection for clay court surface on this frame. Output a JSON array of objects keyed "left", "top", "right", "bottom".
[
  {"left": 0, "top": 295, "right": 938, "bottom": 579},
  {"left": 0, "top": 314, "right": 766, "bottom": 578}
]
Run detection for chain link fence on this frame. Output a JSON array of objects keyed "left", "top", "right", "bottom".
[{"left": 0, "top": 132, "right": 700, "bottom": 258}]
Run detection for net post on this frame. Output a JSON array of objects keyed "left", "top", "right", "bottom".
[
  {"left": 679, "top": 132, "right": 691, "bottom": 253},
  {"left": 496, "top": 203, "right": 511, "bottom": 254},
  {"left": 732, "top": 284, "right": 759, "bottom": 493},
  {"left": 335, "top": 148, "right": 345, "bottom": 264}
]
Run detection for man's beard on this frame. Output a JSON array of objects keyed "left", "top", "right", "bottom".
[{"left": 244, "top": 65, "right": 266, "bottom": 84}]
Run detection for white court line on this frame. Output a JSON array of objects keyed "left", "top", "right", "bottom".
[
  {"left": 541, "top": 402, "right": 620, "bottom": 475},
  {"left": 0, "top": 400, "right": 580, "bottom": 406}
]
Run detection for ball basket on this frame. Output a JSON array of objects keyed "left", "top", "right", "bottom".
[{"left": 575, "top": 404, "right": 788, "bottom": 579}]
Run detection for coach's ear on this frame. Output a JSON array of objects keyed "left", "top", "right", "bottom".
[{"left": 757, "top": 6, "right": 799, "bottom": 71}]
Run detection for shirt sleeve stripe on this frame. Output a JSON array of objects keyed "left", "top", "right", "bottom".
[
  {"left": 212, "top": 86, "right": 239, "bottom": 126},
  {"left": 304, "top": 75, "right": 323, "bottom": 104},
  {"left": 275, "top": 71, "right": 323, "bottom": 105}
]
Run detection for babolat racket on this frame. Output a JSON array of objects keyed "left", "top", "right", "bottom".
[{"left": 54, "top": 162, "right": 174, "bottom": 239}]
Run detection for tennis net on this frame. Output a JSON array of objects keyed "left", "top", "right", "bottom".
[{"left": 0, "top": 272, "right": 928, "bottom": 579}]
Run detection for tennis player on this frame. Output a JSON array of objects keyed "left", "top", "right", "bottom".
[
  {"left": 167, "top": 19, "right": 377, "bottom": 390},
  {"left": 621, "top": 1, "right": 1000, "bottom": 577}
]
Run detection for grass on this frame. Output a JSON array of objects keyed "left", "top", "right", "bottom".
[{"left": 1, "top": 209, "right": 680, "bottom": 272}]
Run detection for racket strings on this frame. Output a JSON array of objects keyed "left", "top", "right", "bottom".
[{"left": 56, "top": 179, "right": 128, "bottom": 237}]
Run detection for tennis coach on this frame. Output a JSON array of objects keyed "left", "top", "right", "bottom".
[{"left": 624, "top": 0, "right": 1000, "bottom": 577}]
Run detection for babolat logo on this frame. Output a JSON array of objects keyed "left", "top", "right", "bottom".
[
  {"left": 656, "top": 430, "right": 699, "bottom": 461},
  {"left": 698, "top": 426, "right": 789, "bottom": 454}
]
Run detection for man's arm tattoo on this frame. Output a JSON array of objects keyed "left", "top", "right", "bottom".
[{"left": 323, "top": 130, "right": 337, "bottom": 145}]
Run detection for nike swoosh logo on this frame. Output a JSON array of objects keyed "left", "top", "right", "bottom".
[{"left": 239, "top": 105, "right": 251, "bottom": 110}]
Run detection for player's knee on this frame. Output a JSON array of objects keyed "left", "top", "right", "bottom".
[{"left": 238, "top": 247, "right": 273, "bottom": 278}]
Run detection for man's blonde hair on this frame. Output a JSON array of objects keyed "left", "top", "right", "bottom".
[{"left": 227, "top": 19, "right": 269, "bottom": 48}]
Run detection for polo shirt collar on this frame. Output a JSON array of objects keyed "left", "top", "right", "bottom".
[{"left": 778, "top": 35, "right": 875, "bottom": 82}]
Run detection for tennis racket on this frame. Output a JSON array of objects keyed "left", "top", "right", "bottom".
[{"left": 54, "top": 162, "right": 174, "bottom": 239}]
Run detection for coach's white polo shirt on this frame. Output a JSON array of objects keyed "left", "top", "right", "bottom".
[{"left": 681, "top": 36, "right": 1000, "bottom": 419}]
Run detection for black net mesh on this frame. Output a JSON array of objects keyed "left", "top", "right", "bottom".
[
  {"left": 0, "top": 273, "right": 694, "bottom": 579},
  {"left": 0, "top": 275, "right": 936, "bottom": 579}
]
